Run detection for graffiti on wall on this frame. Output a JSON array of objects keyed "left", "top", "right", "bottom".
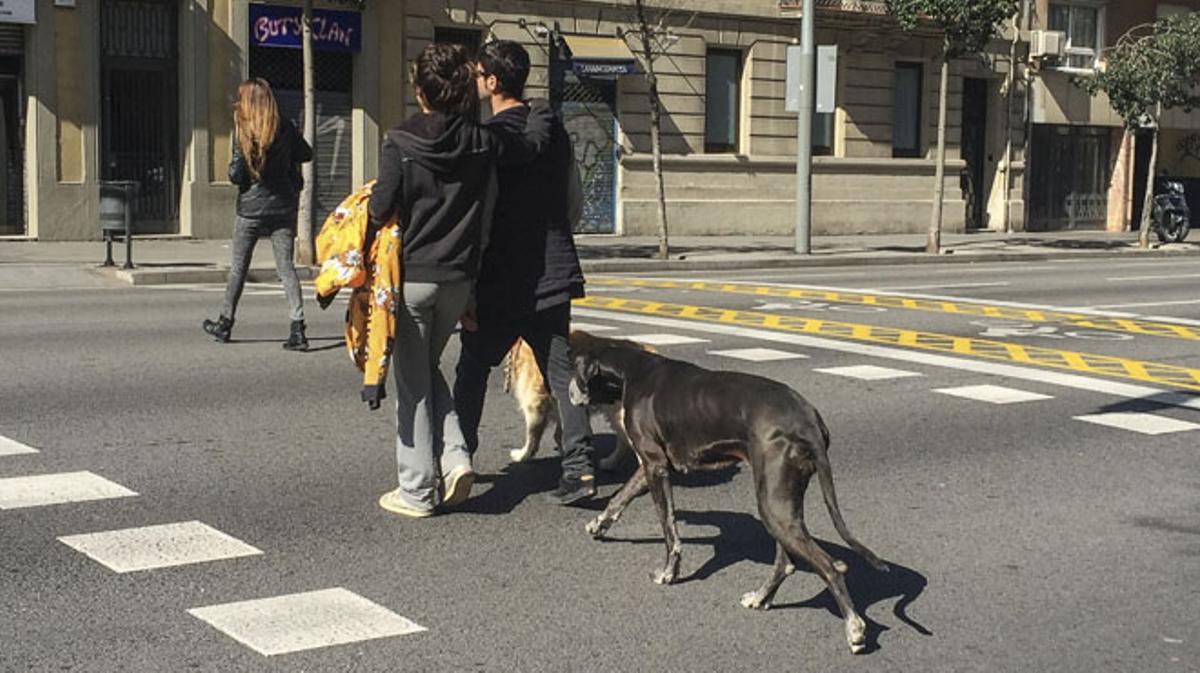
[{"left": 563, "top": 102, "right": 616, "bottom": 234}]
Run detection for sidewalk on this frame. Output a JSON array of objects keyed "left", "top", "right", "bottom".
[{"left": 1, "top": 229, "right": 1197, "bottom": 287}]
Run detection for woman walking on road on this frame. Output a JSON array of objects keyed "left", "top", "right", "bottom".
[
  {"left": 367, "top": 43, "right": 513, "bottom": 518},
  {"left": 203, "top": 78, "right": 313, "bottom": 350}
]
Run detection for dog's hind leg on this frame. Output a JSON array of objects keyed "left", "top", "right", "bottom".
[
  {"left": 510, "top": 397, "right": 554, "bottom": 463},
  {"left": 756, "top": 446, "right": 867, "bottom": 654},
  {"left": 597, "top": 405, "right": 630, "bottom": 471},
  {"left": 645, "top": 463, "right": 682, "bottom": 585},
  {"left": 585, "top": 465, "right": 648, "bottom": 539},
  {"left": 739, "top": 543, "right": 795, "bottom": 610}
]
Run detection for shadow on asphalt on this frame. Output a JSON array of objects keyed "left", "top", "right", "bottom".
[
  {"left": 597, "top": 509, "right": 931, "bottom": 653},
  {"left": 463, "top": 434, "right": 740, "bottom": 515},
  {"left": 1094, "top": 392, "right": 1200, "bottom": 414}
]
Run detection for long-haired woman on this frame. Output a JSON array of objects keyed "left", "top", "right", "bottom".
[{"left": 203, "top": 78, "right": 313, "bottom": 350}]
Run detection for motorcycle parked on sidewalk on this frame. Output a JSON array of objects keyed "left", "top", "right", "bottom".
[{"left": 1151, "top": 178, "right": 1191, "bottom": 243}]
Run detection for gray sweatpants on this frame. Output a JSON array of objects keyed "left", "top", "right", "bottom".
[
  {"left": 220, "top": 215, "right": 305, "bottom": 323},
  {"left": 392, "top": 280, "right": 473, "bottom": 511}
]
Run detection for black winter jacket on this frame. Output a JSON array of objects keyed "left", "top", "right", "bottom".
[
  {"left": 475, "top": 102, "right": 585, "bottom": 325},
  {"left": 228, "top": 119, "right": 313, "bottom": 219},
  {"left": 368, "top": 110, "right": 550, "bottom": 284}
]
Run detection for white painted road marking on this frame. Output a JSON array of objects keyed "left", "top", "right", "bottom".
[
  {"left": 1106, "top": 273, "right": 1200, "bottom": 282},
  {"left": 58, "top": 521, "right": 263, "bottom": 573},
  {"left": 571, "top": 307, "right": 1200, "bottom": 413},
  {"left": 1073, "top": 412, "right": 1200, "bottom": 436},
  {"left": 1080, "top": 299, "right": 1200, "bottom": 310},
  {"left": 868, "top": 282, "right": 1010, "bottom": 291},
  {"left": 934, "top": 385, "right": 1053, "bottom": 405},
  {"left": 569, "top": 322, "right": 618, "bottom": 332},
  {"left": 0, "top": 472, "right": 137, "bottom": 510},
  {"left": 627, "top": 333, "right": 710, "bottom": 346},
  {"left": 0, "top": 435, "right": 38, "bottom": 456},
  {"left": 815, "top": 365, "right": 923, "bottom": 381},
  {"left": 188, "top": 588, "right": 426, "bottom": 656},
  {"left": 709, "top": 347, "right": 809, "bottom": 362}
]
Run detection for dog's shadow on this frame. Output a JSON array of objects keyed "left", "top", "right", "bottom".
[{"left": 605, "top": 509, "right": 931, "bottom": 652}]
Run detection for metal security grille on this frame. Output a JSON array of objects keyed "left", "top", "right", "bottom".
[
  {"left": 0, "top": 50, "right": 24, "bottom": 235},
  {"left": 1028, "top": 125, "right": 1112, "bottom": 231},
  {"left": 100, "top": 0, "right": 179, "bottom": 234},
  {"left": 249, "top": 46, "right": 353, "bottom": 230},
  {"left": 554, "top": 73, "right": 617, "bottom": 234}
]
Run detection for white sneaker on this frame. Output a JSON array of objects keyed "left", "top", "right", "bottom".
[
  {"left": 441, "top": 465, "right": 476, "bottom": 507},
  {"left": 378, "top": 489, "right": 434, "bottom": 518}
]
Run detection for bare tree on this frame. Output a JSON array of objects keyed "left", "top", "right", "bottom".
[
  {"left": 620, "top": 1, "right": 690, "bottom": 261},
  {"left": 295, "top": 0, "right": 316, "bottom": 266}
]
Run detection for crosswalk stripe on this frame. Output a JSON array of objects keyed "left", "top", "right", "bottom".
[
  {"left": 814, "top": 365, "right": 922, "bottom": 381},
  {"left": 0, "top": 471, "right": 137, "bottom": 510},
  {"left": 934, "top": 385, "right": 1053, "bottom": 405},
  {"left": 58, "top": 521, "right": 263, "bottom": 573},
  {"left": 0, "top": 435, "right": 39, "bottom": 456},
  {"left": 1073, "top": 412, "right": 1200, "bottom": 435},
  {"left": 188, "top": 588, "right": 426, "bottom": 656}
]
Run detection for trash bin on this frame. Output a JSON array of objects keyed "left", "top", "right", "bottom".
[{"left": 99, "top": 180, "right": 139, "bottom": 269}]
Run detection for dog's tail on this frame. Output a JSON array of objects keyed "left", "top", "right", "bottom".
[{"left": 811, "top": 412, "right": 889, "bottom": 573}]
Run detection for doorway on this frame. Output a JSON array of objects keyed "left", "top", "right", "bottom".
[
  {"left": 550, "top": 55, "right": 618, "bottom": 234},
  {"left": 0, "top": 53, "right": 24, "bottom": 235},
  {"left": 961, "top": 78, "right": 989, "bottom": 230},
  {"left": 99, "top": 0, "right": 180, "bottom": 234}
]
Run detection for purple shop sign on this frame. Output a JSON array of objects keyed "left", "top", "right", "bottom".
[{"left": 249, "top": 3, "right": 361, "bottom": 53}]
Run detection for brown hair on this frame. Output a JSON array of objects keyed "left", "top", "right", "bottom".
[
  {"left": 412, "top": 43, "right": 477, "bottom": 116},
  {"left": 233, "top": 78, "right": 279, "bottom": 182}
]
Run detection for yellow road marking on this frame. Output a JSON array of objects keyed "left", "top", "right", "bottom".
[
  {"left": 589, "top": 277, "right": 1200, "bottom": 342},
  {"left": 574, "top": 295, "right": 1200, "bottom": 392}
]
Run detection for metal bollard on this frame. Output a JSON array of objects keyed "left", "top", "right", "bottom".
[{"left": 99, "top": 181, "right": 139, "bottom": 269}]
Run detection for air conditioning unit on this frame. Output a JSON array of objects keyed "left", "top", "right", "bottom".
[{"left": 1030, "top": 30, "right": 1066, "bottom": 60}]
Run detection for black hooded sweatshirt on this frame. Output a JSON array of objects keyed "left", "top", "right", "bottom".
[{"left": 368, "top": 113, "right": 499, "bottom": 283}]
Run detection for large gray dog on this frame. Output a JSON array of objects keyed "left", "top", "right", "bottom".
[{"left": 569, "top": 346, "right": 888, "bottom": 654}]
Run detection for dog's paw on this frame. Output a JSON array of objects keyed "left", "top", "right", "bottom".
[
  {"left": 585, "top": 517, "right": 609, "bottom": 539},
  {"left": 509, "top": 446, "right": 536, "bottom": 463},
  {"left": 649, "top": 567, "right": 678, "bottom": 585},
  {"left": 846, "top": 614, "right": 867, "bottom": 655},
  {"left": 739, "top": 591, "right": 771, "bottom": 610}
]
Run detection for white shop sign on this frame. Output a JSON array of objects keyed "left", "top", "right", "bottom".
[{"left": 0, "top": 0, "right": 35, "bottom": 24}]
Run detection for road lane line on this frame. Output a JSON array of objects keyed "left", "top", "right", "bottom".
[
  {"left": 868, "top": 282, "right": 1010, "bottom": 291},
  {"left": 1081, "top": 299, "right": 1200, "bottom": 309},
  {"left": 571, "top": 302, "right": 1200, "bottom": 411},
  {"left": 0, "top": 472, "right": 137, "bottom": 509},
  {"left": 1106, "top": 273, "right": 1200, "bottom": 282},
  {"left": 591, "top": 276, "right": 1200, "bottom": 339}
]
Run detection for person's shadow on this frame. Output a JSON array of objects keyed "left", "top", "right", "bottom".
[
  {"left": 459, "top": 435, "right": 742, "bottom": 515},
  {"left": 599, "top": 509, "right": 931, "bottom": 653}
]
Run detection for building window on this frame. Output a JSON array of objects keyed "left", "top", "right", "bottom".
[
  {"left": 1049, "top": 2, "right": 1102, "bottom": 70},
  {"left": 893, "top": 62, "right": 922, "bottom": 158},
  {"left": 434, "top": 27, "right": 482, "bottom": 53},
  {"left": 705, "top": 48, "right": 742, "bottom": 153}
]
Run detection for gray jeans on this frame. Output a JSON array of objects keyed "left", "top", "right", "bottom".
[
  {"left": 393, "top": 280, "right": 473, "bottom": 510},
  {"left": 220, "top": 215, "right": 305, "bottom": 323}
]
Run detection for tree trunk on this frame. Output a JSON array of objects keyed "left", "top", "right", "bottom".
[
  {"left": 1138, "top": 125, "right": 1159, "bottom": 249},
  {"left": 928, "top": 50, "right": 949, "bottom": 255},
  {"left": 295, "top": 0, "right": 316, "bottom": 266},
  {"left": 634, "top": 0, "right": 669, "bottom": 260}
]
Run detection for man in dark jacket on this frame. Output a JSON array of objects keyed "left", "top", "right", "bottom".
[{"left": 454, "top": 40, "right": 596, "bottom": 505}]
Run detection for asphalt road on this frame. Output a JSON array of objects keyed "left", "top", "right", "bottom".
[{"left": 2, "top": 256, "right": 1199, "bottom": 672}]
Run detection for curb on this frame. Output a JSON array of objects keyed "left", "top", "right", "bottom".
[{"left": 87, "top": 246, "right": 1200, "bottom": 285}]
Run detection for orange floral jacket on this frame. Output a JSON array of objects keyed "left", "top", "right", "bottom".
[{"left": 315, "top": 181, "right": 402, "bottom": 407}]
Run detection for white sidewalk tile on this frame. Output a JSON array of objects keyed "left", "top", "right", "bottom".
[
  {"left": 569, "top": 322, "right": 618, "bottom": 332},
  {"left": 0, "top": 435, "right": 39, "bottom": 456},
  {"left": 709, "top": 347, "right": 809, "bottom": 362},
  {"left": 0, "top": 472, "right": 137, "bottom": 510},
  {"left": 627, "top": 333, "right": 710, "bottom": 346},
  {"left": 934, "top": 385, "right": 1053, "bottom": 405},
  {"left": 1073, "top": 412, "right": 1200, "bottom": 436},
  {"left": 814, "top": 365, "right": 923, "bottom": 381},
  {"left": 188, "top": 588, "right": 426, "bottom": 656},
  {"left": 58, "top": 521, "right": 262, "bottom": 573}
]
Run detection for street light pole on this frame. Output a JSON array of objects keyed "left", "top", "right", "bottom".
[{"left": 795, "top": 0, "right": 815, "bottom": 254}]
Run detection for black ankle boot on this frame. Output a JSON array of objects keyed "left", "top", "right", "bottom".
[
  {"left": 282, "top": 319, "right": 308, "bottom": 351},
  {"left": 202, "top": 316, "right": 233, "bottom": 343}
]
